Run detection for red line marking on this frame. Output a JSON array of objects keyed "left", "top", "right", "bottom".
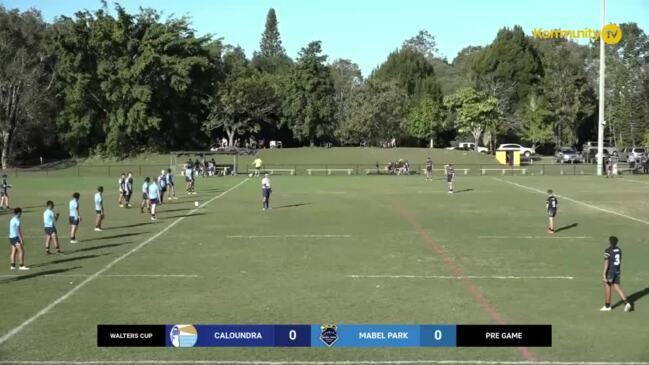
[{"left": 392, "top": 202, "right": 537, "bottom": 361}]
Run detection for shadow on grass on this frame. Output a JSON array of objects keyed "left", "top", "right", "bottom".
[
  {"left": 0, "top": 266, "right": 81, "bottom": 284},
  {"left": 67, "top": 241, "right": 133, "bottom": 254},
  {"left": 162, "top": 212, "right": 206, "bottom": 220},
  {"left": 274, "top": 203, "right": 312, "bottom": 209},
  {"left": 613, "top": 286, "right": 649, "bottom": 309},
  {"left": 454, "top": 189, "right": 474, "bottom": 194},
  {"left": 84, "top": 232, "right": 147, "bottom": 242},
  {"left": 31, "top": 253, "right": 111, "bottom": 268},
  {"left": 554, "top": 223, "right": 578, "bottom": 233},
  {"left": 106, "top": 222, "right": 150, "bottom": 230}
]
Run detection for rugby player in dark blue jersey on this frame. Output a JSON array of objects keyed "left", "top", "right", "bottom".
[
  {"left": 1, "top": 174, "right": 12, "bottom": 209},
  {"left": 601, "top": 236, "right": 632, "bottom": 312},
  {"left": 444, "top": 163, "right": 454, "bottom": 194},
  {"left": 118, "top": 173, "right": 126, "bottom": 207},
  {"left": 546, "top": 190, "right": 558, "bottom": 234}
]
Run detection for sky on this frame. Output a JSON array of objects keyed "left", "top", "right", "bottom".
[{"left": 2, "top": 0, "right": 648, "bottom": 76}]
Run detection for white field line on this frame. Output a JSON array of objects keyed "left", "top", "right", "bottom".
[
  {"left": 2, "top": 360, "right": 648, "bottom": 365},
  {"left": 0, "top": 178, "right": 249, "bottom": 346},
  {"left": 226, "top": 234, "right": 351, "bottom": 238},
  {"left": 348, "top": 274, "right": 574, "bottom": 280},
  {"left": 618, "top": 177, "right": 649, "bottom": 186},
  {"left": 493, "top": 178, "right": 649, "bottom": 226},
  {"left": 0, "top": 274, "right": 199, "bottom": 278},
  {"left": 478, "top": 235, "right": 592, "bottom": 239}
]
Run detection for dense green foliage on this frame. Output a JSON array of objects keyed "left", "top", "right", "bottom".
[{"left": 1, "top": 4, "right": 648, "bottom": 166}]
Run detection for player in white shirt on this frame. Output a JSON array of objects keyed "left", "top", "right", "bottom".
[
  {"left": 94, "top": 186, "right": 104, "bottom": 231},
  {"left": 261, "top": 174, "right": 272, "bottom": 211}
]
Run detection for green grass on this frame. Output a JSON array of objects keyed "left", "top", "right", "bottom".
[{"left": 1, "top": 174, "right": 649, "bottom": 362}]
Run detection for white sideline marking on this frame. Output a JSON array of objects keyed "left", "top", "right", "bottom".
[
  {"left": 348, "top": 274, "right": 574, "bottom": 280},
  {"left": 226, "top": 234, "right": 351, "bottom": 238},
  {"left": 618, "top": 177, "right": 649, "bottom": 186},
  {"left": 2, "top": 360, "right": 646, "bottom": 365},
  {"left": 479, "top": 235, "right": 592, "bottom": 239},
  {"left": 0, "top": 274, "right": 199, "bottom": 278},
  {"left": 493, "top": 178, "right": 649, "bottom": 226},
  {"left": 0, "top": 178, "right": 249, "bottom": 346}
]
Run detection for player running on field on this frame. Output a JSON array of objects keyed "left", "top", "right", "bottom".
[
  {"left": 140, "top": 177, "right": 150, "bottom": 213},
  {"left": 9, "top": 208, "right": 29, "bottom": 270},
  {"left": 94, "top": 186, "right": 104, "bottom": 231},
  {"left": 148, "top": 178, "right": 161, "bottom": 221},
  {"left": 252, "top": 157, "right": 263, "bottom": 177},
  {"left": 261, "top": 173, "right": 272, "bottom": 211},
  {"left": 158, "top": 170, "right": 167, "bottom": 204},
  {"left": 601, "top": 236, "right": 633, "bottom": 312},
  {"left": 546, "top": 190, "right": 558, "bottom": 234},
  {"left": 69, "top": 192, "right": 81, "bottom": 243},
  {"left": 118, "top": 173, "right": 126, "bottom": 207},
  {"left": 1, "top": 174, "right": 12, "bottom": 209},
  {"left": 425, "top": 157, "right": 433, "bottom": 181},
  {"left": 43, "top": 201, "right": 62, "bottom": 254},
  {"left": 165, "top": 168, "right": 176, "bottom": 200},
  {"left": 444, "top": 163, "right": 455, "bottom": 194}
]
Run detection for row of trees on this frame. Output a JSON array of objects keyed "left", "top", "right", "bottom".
[{"left": 1, "top": 4, "right": 648, "bottom": 167}]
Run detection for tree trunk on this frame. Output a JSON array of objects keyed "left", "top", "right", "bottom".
[
  {"left": 226, "top": 128, "right": 235, "bottom": 147},
  {"left": 429, "top": 138, "right": 434, "bottom": 149},
  {"left": 1, "top": 131, "right": 9, "bottom": 170}
]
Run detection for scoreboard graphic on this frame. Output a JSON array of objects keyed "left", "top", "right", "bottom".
[{"left": 97, "top": 324, "right": 552, "bottom": 348}]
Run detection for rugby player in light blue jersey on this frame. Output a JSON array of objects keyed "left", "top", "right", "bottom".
[
  {"left": 140, "top": 177, "right": 150, "bottom": 214},
  {"left": 9, "top": 208, "right": 28, "bottom": 270},
  {"left": 94, "top": 186, "right": 105, "bottom": 231},
  {"left": 148, "top": 179, "right": 160, "bottom": 221},
  {"left": 43, "top": 200, "right": 62, "bottom": 254},
  {"left": 69, "top": 192, "right": 81, "bottom": 243},
  {"left": 166, "top": 168, "right": 176, "bottom": 200}
]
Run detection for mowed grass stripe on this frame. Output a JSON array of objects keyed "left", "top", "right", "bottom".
[
  {"left": 2, "top": 361, "right": 649, "bottom": 365},
  {"left": 0, "top": 178, "right": 249, "bottom": 346}
]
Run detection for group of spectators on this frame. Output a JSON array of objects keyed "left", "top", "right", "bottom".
[{"left": 386, "top": 159, "right": 410, "bottom": 175}]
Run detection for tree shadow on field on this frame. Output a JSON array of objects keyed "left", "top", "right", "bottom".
[
  {"left": 555, "top": 223, "right": 578, "bottom": 233},
  {"left": 31, "top": 253, "right": 111, "bottom": 268},
  {"left": 612, "top": 286, "right": 649, "bottom": 309},
  {"left": 274, "top": 203, "right": 312, "bottom": 209},
  {"left": 84, "top": 232, "right": 147, "bottom": 242},
  {"left": 67, "top": 241, "right": 134, "bottom": 254},
  {"left": 454, "top": 189, "right": 473, "bottom": 194},
  {"left": 0, "top": 266, "right": 81, "bottom": 284}
]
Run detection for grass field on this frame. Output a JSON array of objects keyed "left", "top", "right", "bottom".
[{"left": 1, "top": 172, "right": 649, "bottom": 363}]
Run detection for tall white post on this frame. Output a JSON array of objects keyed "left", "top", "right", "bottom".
[{"left": 597, "top": 0, "right": 606, "bottom": 175}]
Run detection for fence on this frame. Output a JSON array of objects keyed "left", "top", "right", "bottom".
[{"left": 1, "top": 162, "right": 637, "bottom": 178}]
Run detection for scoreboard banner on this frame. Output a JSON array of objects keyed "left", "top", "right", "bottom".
[{"left": 97, "top": 324, "right": 551, "bottom": 348}]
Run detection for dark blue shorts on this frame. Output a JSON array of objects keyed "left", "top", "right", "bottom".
[
  {"left": 44, "top": 227, "right": 57, "bottom": 236},
  {"left": 607, "top": 273, "right": 620, "bottom": 284},
  {"left": 548, "top": 209, "right": 557, "bottom": 218},
  {"left": 1, "top": 191, "right": 7, "bottom": 197},
  {"left": 142, "top": 193, "right": 148, "bottom": 200},
  {"left": 96, "top": 210, "right": 103, "bottom": 215},
  {"left": 262, "top": 188, "right": 271, "bottom": 198},
  {"left": 9, "top": 237, "right": 21, "bottom": 246},
  {"left": 150, "top": 198, "right": 159, "bottom": 205},
  {"left": 69, "top": 217, "right": 80, "bottom": 225},
  {"left": 446, "top": 175, "right": 453, "bottom": 182}
]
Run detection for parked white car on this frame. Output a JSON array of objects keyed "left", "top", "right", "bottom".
[
  {"left": 497, "top": 143, "right": 536, "bottom": 157},
  {"left": 446, "top": 142, "right": 489, "bottom": 153},
  {"left": 619, "top": 147, "right": 645, "bottom": 163}
]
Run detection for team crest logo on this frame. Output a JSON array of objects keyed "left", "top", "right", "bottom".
[{"left": 320, "top": 324, "right": 338, "bottom": 347}]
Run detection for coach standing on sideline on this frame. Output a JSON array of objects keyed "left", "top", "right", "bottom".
[{"left": 261, "top": 173, "right": 272, "bottom": 211}]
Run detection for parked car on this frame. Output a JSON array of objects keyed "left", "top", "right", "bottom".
[
  {"left": 555, "top": 147, "right": 582, "bottom": 163},
  {"left": 619, "top": 147, "right": 645, "bottom": 163},
  {"left": 446, "top": 142, "right": 489, "bottom": 153},
  {"left": 497, "top": 143, "right": 536, "bottom": 157},
  {"left": 581, "top": 141, "right": 618, "bottom": 163}
]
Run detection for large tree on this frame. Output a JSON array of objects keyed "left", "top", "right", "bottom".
[
  {"left": 405, "top": 96, "right": 446, "bottom": 148},
  {"left": 337, "top": 80, "right": 406, "bottom": 146},
  {"left": 444, "top": 87, "right": 499, "bottom": 150},
  {"left": 52, "top": 5, "right": 214, "bottom": 156},
  {"left": 330, "top": 59, "right": 362, "bottom": 129},
  {"left": 282, "top": 41, "right": 336, "bottom": 146},
  {"left": 252, "top": 8, "right": 291, "bottom": 73},
  {"left": 0, "top": 7, "right": 55, "bottom": 168},
  {"left": 519, "top": 93, "right": 553, "bottom": 149}
]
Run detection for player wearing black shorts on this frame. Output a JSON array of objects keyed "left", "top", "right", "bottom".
[
  {"left": 425, "top": 157, "right": 433, "bottom": 181},
  {"left": 601, "top": 236, "right": 632, "bottom": 312},
  {"left": 546, "top": 190, "right": 558, "bottom": 234},
  {"left": 444, "top": 163, "right": 454, "bottom": 193}
]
